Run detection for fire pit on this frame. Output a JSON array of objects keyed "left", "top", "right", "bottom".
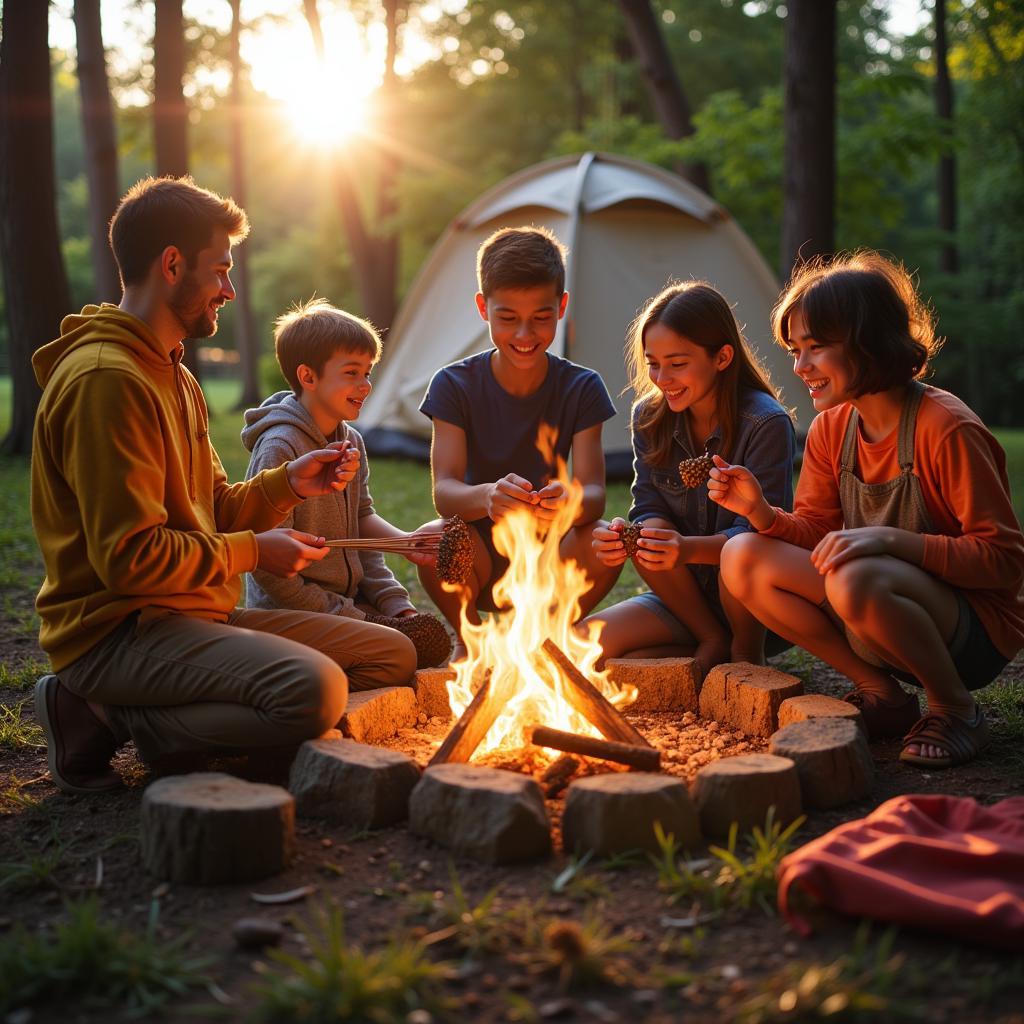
[{"left": 426, "top": 455, "right": 652, "bottom": 777}]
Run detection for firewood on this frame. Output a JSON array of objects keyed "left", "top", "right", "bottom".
[
  {"left": 539, "top": 639, "right": 652, "bottom": 748},
  {"left": 531, "top": 726, "right": 661, "bottom": 772},
  {"left": 428, "top": 672, "right": 499, "bottom": 766}
]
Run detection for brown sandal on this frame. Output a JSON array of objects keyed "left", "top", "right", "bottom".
[
  {"left": 843, "top": 689, "right": 920, "bottom": 740},
  {"left": 898, "top": 708, "right": 990, "bottom": 769}
]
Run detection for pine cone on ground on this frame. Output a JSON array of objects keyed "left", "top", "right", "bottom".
[
  {"left": 678, "top": 452, "right": 714, "bottom": 489},
  {"left": 437, "top": 515, "right": 473, "bottom": 586},
  {"left": 621, "top": 523, "right": 642, "bottom": 557},
  {"left": 363, "top": 611, "right": 453, "bottom": 669}
]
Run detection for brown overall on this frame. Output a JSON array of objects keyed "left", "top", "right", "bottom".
[{"left": 836, "top": 382, "right": 936, "bottom": 667}]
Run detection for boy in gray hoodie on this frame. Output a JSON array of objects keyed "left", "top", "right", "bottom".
[{"left": 243, "top": 299, "right": 450, "bottom": 667}]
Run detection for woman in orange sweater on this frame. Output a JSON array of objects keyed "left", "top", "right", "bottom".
[{"left": 711, "top": 251, "right": 1024, "bottom": 768}]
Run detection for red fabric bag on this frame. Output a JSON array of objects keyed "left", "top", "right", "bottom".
[{"left": 777, "top": 794, "right": 1024, "bottom": 950}]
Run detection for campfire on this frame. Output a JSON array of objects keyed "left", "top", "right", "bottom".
[{"left": 429, "top": 430, "right": 657, "bottom": 775}]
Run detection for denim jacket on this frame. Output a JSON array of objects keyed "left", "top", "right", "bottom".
[{"left": 629, "top": 387, "right": 796, "bottom": 541}]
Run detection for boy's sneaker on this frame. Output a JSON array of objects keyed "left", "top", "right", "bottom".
[{"left": 34, "top": 675, "right": 123, "bottom": 794}]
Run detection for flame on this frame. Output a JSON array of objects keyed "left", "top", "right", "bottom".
[{"left": 445, "top": 426, "right": 637, "bottom": 758}]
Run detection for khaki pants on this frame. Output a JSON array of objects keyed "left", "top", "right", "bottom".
[{"left": 58, "top": 608, "right": 417, "bottom": 763}]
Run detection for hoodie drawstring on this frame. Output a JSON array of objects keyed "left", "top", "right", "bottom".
[{"left": 172, "top": 350, "right": 197, "bottom": 501}]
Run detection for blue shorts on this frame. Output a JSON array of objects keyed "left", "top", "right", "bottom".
[{"left": 624, "top": 590, "right": 793, "bottom": 657}]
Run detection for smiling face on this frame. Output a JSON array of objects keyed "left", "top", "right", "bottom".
[
  {"left": 785, "top": 307, "right": 855, "bottom": 411},
  {"left": 299, "top": 348, "right": 375, "bottom": 425},
  {"left": 167, "top": 227, "right": 235, "bottom": 339},
  {"left": 476, "top": 284, "right": 568, "bottom": 372},
  {"left": 643, "top": 322, "right": 733, "bottom": 418}
]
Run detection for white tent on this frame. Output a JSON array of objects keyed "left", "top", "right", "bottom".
[{"left": 361, "top": 151, "right": 813, "bottom": 476}]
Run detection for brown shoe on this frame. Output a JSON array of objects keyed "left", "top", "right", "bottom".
[
  {"left": 843, "top": 688, "right": 921, "bottom": 740},
  {"left": 34, "top": 675, "right": 123, "bottom": 794},
  {"left": 363, "top": 610, "right": 453, "bottom": 668}
]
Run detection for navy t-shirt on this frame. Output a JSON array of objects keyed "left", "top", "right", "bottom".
[{"left": 419, "top": 351, "right": 616, "bottom": 488}]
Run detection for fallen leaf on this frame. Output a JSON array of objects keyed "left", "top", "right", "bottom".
[{"left": 250, "top": 884, "right": 317, "bottom": 905}]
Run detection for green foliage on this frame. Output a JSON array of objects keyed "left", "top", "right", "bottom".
[
  {"left": 427, "top": 865, "right": 509, "bottom": 958},
  {"left": 0, "top": 659, "right": 48, "bottom": 691},
  {"left": 251, "top": 905, "right": 450, "bottom": 1023},
  {"left": 0, "top": 699, "right": 44, "bottom": 750},
  {"left": 550, "top": 851, "right": 612, "bottom": 903},
  {"left": 653, "top": 807, "right": 806, "bottom": 916},
  {"left": 519, "top": 911, "right": 635, "bottom": 992},
  {"left": 736, "top": 924, "right": 920, "bottom": 1022},
  {"left": 0, "top": 898, "right": 214, "bottom": 1017}
]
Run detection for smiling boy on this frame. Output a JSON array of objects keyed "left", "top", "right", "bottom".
[
  {"left": 416, "top": 227, "right": 619, "bottom": 654},
  {"left": 243, "top": 299, "right": 448, "bottom": 667}
]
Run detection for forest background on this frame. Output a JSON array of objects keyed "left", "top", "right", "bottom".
[{"left": 0, "top": 0, "right": 1021, "bottom": 454}]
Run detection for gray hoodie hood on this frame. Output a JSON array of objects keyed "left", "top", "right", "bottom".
[{"left": 241, "top": 390, "right": 352, "bottom": 453}]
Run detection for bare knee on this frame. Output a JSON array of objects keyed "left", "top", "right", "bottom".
[
  {"left": 824, "top": 559, "right": 885, "bottom": 624},
  {"left": 720, "top": 532, "right": 770, "bottom": 602}
]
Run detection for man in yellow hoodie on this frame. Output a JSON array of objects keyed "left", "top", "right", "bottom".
[{"left": 31, "top": 176, "right": 416, "bottom": 794}]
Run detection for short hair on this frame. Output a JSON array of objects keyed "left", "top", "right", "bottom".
[
  {"left": 274, "top": 298, "right": 381, "bottom": 395},
  {"left": 772, "top": 251, "right": 939, "bottom": 396},
  {"left": 476, "top": 226, "right": 567, "bottom": 298},
  {"left": 109, "top": 176, "right": 250, "bottom": 287}
]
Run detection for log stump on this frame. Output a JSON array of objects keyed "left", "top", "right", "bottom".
[
  {"left": 777, "top": 694, "right": 863, "bottom": 732},
  {"left": 769, "top": 718, "right": 874, "bottom": 809},
  {"left": 691, "top": 753, "right": 802, "bottom": 837},
  {"left": 605, "top": 657, "right": 702, "bottom": 712},
  {"left": 698, "top": 662, "right": 803, "bottom": 737},
  {"left": 562, "top": 773, "right": 700, "bottom": 855},
  {"left": 288, "top": 739, "right": 420, "bottom": 828},
  {"left": 409, "top": 764, "right": 551, "bottom": 864},
  {"left": 141, "top": 772, "right": 294, "bottom": 884}
]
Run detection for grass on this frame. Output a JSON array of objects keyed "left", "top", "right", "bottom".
[
  {"left": 735, "top": 925, "right": 922, "bottom": 1023},
  {"left": 0, "top": 699, "right": 44, "bottom": 750},
  {"left": 0, "top": 897, "right": 215, "bottom": 1017},
  {"left": 251, "top": 905, "right": 451, "bottom": 1023},
  {"left": 653, "top": 808, "right": 806, "bottom": 916}
]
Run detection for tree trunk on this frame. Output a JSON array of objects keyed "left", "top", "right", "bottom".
[
  {"left": 228, "top": 0, "right": 260, "bottom": 409},
  {"left": 780, "top": 0, "right": 836, "bottom": 278},
  {"left": 615, "top": 0, "right": 711, "bottom": 193},
  {"left": 372, "top": 0, "right": 402, "bottom": 334},
  {"left": 73, "top": 0, "right": 122, "bottom": 303},
  {"left": 934, "top": 0, "right": 958, "bottom": 275},
  {"left": 153, "top": 0, "right": 200, "bottom": 379},
  {"left": 303, "top": 0, "right": 399, "bottom": 333},
  {"left": 0, "top": 2, "right": 74, "bottom": 456}
]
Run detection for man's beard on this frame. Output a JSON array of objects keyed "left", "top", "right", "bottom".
[{"left": 169, "top": 271, "right": 219, "bottom": 339}]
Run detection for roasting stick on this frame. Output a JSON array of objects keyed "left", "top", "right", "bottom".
[{"left": 322, "top": 534, "right": 443, "bottom": 552}]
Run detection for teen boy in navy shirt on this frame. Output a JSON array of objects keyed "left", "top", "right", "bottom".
[{"left": 417, "top": 227, "right": 618, "bottom": 658}]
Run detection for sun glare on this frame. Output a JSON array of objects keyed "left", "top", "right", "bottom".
[
  {"left": 243, "top": 11, "right": 378, "bottom": 148},
  {"left": 282, "top": 64, "right": 370, "bottom": 147}
]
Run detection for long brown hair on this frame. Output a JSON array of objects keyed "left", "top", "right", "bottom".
[{"left": 626, "top": 281, "right": 782, "bottom": 466}]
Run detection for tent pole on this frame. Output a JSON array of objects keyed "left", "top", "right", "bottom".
[{"left": 554, "top": 151, "right": 596, "bottom": 360}]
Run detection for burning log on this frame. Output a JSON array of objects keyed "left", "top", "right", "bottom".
[
  {"left": 530, "top": 726, "right": 661, "bottom": 772},
  {"left": 428, "top": 673, "right": 499, "bottom": 766},
  {"left": 540, "top": 639, "right": 652, "bottom": 749},
  {"left": 540, "top": 754, "right": 579, "bottom": 797}
]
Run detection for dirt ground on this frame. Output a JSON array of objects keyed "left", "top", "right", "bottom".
[{"left": 2, "top": 602, "right": 1023, "bottom": 1022}]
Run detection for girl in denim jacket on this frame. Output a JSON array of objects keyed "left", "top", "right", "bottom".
[{"left": 585, "top": 281, "right": 796, "bottom": 676}]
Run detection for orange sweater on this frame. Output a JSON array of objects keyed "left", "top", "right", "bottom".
[
  {"left": 762, "top": 386, "right": 1024, "bottom": 659},
  {"left": 32, "top": 306, "right": 302, "bottom": 672}
]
